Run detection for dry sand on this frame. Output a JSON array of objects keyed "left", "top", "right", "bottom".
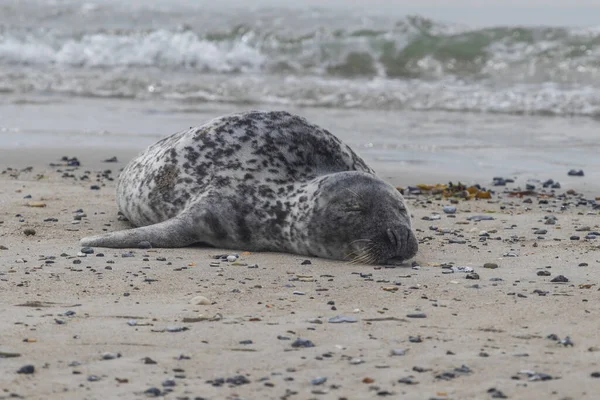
[{"left": 1, "top": 152, "right": 600, "bottom": 400}]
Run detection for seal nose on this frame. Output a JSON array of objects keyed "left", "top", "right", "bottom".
[{"left": 386, "top": 228, "right": 400, "bottom": 250}]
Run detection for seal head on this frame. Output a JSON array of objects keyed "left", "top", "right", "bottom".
[{"left": 306, "top": 171, "right": 418, "bottom": 264}]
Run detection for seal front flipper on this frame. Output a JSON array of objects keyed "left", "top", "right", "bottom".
[{"left": 80, "top": 216, "right": 199, "bottom": 248}]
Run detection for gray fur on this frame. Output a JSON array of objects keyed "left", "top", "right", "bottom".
[{"left": 80, "top": 110, "right": 418, "bottom": 264}]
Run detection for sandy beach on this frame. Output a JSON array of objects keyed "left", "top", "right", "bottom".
[{"left": 1, "top": 152, "right": 600, "bottom": 400}]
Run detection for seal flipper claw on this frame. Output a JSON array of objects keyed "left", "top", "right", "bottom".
[{"left": 80, "top": 217, "right": 197, "bottom": 248}]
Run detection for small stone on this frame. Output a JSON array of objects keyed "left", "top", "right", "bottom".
[
  {"left": 291, "top": 338, "right": 315, "bottom": 348},
  {"left": 102, "top": 352, "right": 121, "bottom": 360},
  {"left": 550, "top": 275, "right": 569, "bottom": 283},
  {"left": 190, "top": 295, "right": 211, "bottom": 305},
  {"left": 162, "top": 378, "right": 176, "bottom": 387},
  {"left": 90, "top": 185, "right": 101, "bottom": 190},
  {"left": 23, "top": 229, "right": 36, "bottom": 236},
  {"left": 17, "top": 365, "right": 35, "bottom": 374},
  {"left": 166, "top": 326, "right": 188, "bottom": 332},
  {"left": 467, "top": 215, "right": 494, "bottom": 221},
  {"left": 534, "top": 229, "right": 547, "bottom": 235},
  {"left": 144, "top": 387, "right": 161, "bottom": 397},
  {"left": 80, "top": 247, "right": 94, "bottom": 254},
  {"left": 568, "top": 169, "right": 584, "bottom": 176},
  {"left": 137, "top": 241, "right": 152, "bottom": 249},
  {"left": 570, "top": 236, "right": 580, "bottom": 241},
  {"left": 121, "top": 251, "right": 134, "bottom": 258},
  {"left": 406, "top": 312, "right": 427, "bottom": 318},
  {"left": 226, "top": 255, "right": 237, "bottom": 262},
  {"left": 537, "top": 270, "right": 551, "bottom": 276},
  {"left": 239, "top": 340, "right": 253, "bottom": 345},
  {"left": 466, "top": 272, "right": 480, "bottom": 280},
  {"left": 87, "top": 375, "right": 100, "bottom": 382},
  {"left": 311, "top": 377, "right": 327, "bottom": 385},
  {"left": 390, "top": 348, "right": 408, "bottom": 356},
  {"left": 301, "top": 259, "right": 312, "bottom": 265},
  {"left": 559, "top": 336, "right": 574, "bottom": 347},
  {"left": 408, "top": 335, "right": 422, "bottom": 343},
  {"left": 443, "top": 205, "right": 456, "bottom": 214},
  {"left": 328, "top": 315, "right": 358, "bottom": 323},
  {"left": 483, "top": 263, "right": 499, "bottom": 269},
  {"left": 591, "top": 372, "right": 600, "bottom": 378}
]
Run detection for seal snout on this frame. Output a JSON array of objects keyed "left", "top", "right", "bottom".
[{"left": 386, "top": 226, "right": 418, "bottom": 261}]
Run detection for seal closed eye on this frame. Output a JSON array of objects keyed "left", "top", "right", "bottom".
[{"left": 80, "top": 110, "right": 418, "bottom": 264}]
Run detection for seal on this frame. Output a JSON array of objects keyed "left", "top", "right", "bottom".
[{"left": 80, "top": 110, "right": 418, "bottom": 264}]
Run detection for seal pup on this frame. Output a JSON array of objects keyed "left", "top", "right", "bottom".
[{"left": 81, "top": 111, "right": 418, "bottom": 264}]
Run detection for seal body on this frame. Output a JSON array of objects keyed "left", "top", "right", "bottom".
[{"left": 81, "top": 111, "right": 418, "bottom": 264}]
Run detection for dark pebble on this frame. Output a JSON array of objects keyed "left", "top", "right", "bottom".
[
  {"left": 103, "top": 156, "right": 118, "bottom": 163},
  {"left": 87, "top": 375, "right": 100, "bottom": 382},
  {"left": 239, "top": 340, "right": 253, "bottom": 345},
  {"left": 291, "top": 338, "right": 315, "bottom": 348},
  {"left": 301, "top": 260, "right": 312, "bottom": 265},
  {"left": 467, "top": 215, "right": 494, "bottom": 221},
  {"left": 537, "top": 271, "right": 551, "bottom": 276},
  {"left": 534, "top": 229, "right": 547, "bottom": 235},
  {"left": 550, "top": 275, "right": 569, "bottom": 283},
  {"left": 570, "top": 235, "right": 580, "bottom": 240},
  {"left": 162, "top": 379, "right": 176, "bottom": 387},
  {"left": 591, "top": 372, "right": 600, "bottom": 378},
  {"left": 568, "top": 169, "right": 584, "bottom": 176},
  {"left": 90, "top": 185, "right": 100, "bottom": 190},
  {"left": 488, "top": 388, "right": 508, "bottom": 399},
  {"left": 406, "top": 312, "right": 427, "bottom": 318},
  {"left": 73, "top": 259, "right": 82, "bottom": 264},
  {"left": 17, "top": 365, "right": 35, "bottom": 374},
  {"left": 466, "top": 273, "right": 480, "bottom": 280},
  {"left": 483, "top": 263, "right": 499, "bottom": 269},
  {"left": 23, "top": 229, "right": 36, "bottom": 236},
  {"left": 144, "top": 387, "right": 161, "bottom": 397},
  {"left": 80, "top": 247, "right": 94, "bottom": 254},
  {"left": 122, "top": 252, "right": 134, "bottom": 258}
]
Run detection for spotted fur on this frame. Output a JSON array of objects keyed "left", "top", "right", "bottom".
[{"left": 80, "top": 111, "right": 418, "bottom": 264}]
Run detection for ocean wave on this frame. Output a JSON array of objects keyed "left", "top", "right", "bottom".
[
  {"left": 3, "top": 7, "right": 600, "bottom": 118},
  {"left": 2, "top": 15, "right": 600, "bottom": 82}
]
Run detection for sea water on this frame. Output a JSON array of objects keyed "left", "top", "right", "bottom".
[{"left": 1, "top": 0, "right": 600, "bottom": 184}]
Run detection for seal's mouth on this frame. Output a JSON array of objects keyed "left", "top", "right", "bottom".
[{"left": 346, "top": 227, "right": 418, "bottom": 265}]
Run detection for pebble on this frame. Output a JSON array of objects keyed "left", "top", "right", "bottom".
[
  {"left": 537, "top": 270, "right": 551, "bottom": 276},
  {"left": 568, "top": 169, "right": 584, "bottom": 176},
  {"left": 101, "top": 352, "right": 120, "bottom": 360},
  {"left": 390, "top": 348, "right": 408, "bottom": 356},
  {"left": 226, "top": 255, "right": 237, "bottom": 262},
  {"left": 17, "top": 365, "right": 35, "bottom": 374},
  {"left": 483, "top": 263, "right": 499, "bottom": 269},
  {"left": 466, "top": 273, "right": 480, "bottom": 280},
  {"left": 291, "top": 338, "right": 315, "bottom": 348},
  {"left": 190, "top": 295, "right": 211, "bottom": 305},
  {"left": 23, "top": 229, "right": 36, "bottom": 236},
  {"left": 162, "top": 378, "right": 176, "bottom": 387},
  {"left": 467, "top": 215, "right": 494, "bottom": 221},
  {"left": 443, "top": 205, "right": 456, "bottom": 214},
  {"left": 533, "top": 229, "right": 547, "bottom": 235},
  {"left": 166, "top": 326, "right": 187, "bottom": 332},
  {"left": 408, "top": 336, "right": 423, "bottom": 343},
  {"left": 80, "top": 247, "right": 94, "bottom": 254},
  {"left": 301, "top": 259, "right": 312, "bottom": 265},
  {"left": 550, "top": 275, "right": 569, "bottom": 283},
  {"left": 87, "top": 375, "right": 100, "bottom": 382},
  {"left": 311, "top": 377, "right": 327, "bottom": 385},
  {"left": 121, "top": 251, "right": 134, "bottom": 258},
  {"left": 144, "top": 387, "right": 161, "bottom": 397},
  {"left": 328, "top": 315, "right": 358, "bottom": 323},
  {"left": 406, "top": 312, "right": 427, "bottom": 318}
]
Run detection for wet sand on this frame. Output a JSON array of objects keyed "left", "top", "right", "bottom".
[{"left": 1, "top": 154, "right": 600, "bottom": 399}]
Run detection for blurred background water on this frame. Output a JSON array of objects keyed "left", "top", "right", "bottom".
[{"left": 1, "top": 0, "right": 600, "bottom": 184}]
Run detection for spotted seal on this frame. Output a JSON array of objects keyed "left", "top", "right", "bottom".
[{"left": 80, "top": 111, "right": 418, "bottom": 264}]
